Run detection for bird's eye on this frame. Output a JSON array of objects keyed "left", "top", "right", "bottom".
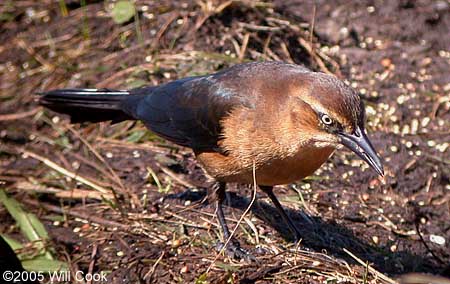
[{"left": 321, "top": 114, "right": 333, "bottom": 125}]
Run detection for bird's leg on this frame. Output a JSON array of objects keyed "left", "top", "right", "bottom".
[
  {"left": 214, "top": 182, "right": 232, "bottom": 241},
  {"left": 259, "top": 185, "right": 302, "bottom": 242},
  {"left": 213, "top": 181, "right": 254, "bottom": 260}
]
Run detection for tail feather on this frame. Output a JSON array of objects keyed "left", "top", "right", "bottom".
[{"left": 39, "top": 88, "right": 134, "bottom": 123}]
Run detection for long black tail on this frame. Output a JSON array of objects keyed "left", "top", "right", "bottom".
[{"left": 39, "top": 88, "right": 134, "bottom": 123}]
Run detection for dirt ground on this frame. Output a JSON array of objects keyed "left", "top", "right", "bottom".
[{"left": 0, "top": 0, "right": 449, "bottom": 283}]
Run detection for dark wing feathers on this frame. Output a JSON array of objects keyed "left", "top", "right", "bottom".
[
  {"left": 121, "top": 75, "right": 249, "bottom": 151},
  {"left": 41, "top": 62, "right": 304, "bottom": 151},
  {"left": 41, "top": 62, "right": 303, "bottom": 151}
]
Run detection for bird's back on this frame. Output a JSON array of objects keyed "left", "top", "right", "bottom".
[{"left": 121, "top": 61, "right": 312, "bottom": 152}]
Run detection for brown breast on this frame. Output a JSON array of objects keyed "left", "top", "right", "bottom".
[
  {"left": 196, "top": 146, "right": 334, "bottom": 186},
  {"left": 195, "top": 71, "right": 337, "bottom": 186}
]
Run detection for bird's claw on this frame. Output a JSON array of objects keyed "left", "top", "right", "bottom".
[{"left": 215, "top": 241, "right": 256, "bottom": 262}]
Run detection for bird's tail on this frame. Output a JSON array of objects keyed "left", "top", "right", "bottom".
[{"left": 39, "top": 88, "right": 134, "bottom": 123}]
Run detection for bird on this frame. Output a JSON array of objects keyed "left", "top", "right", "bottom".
[{"left": 39, "top": 61, "right": 384, "bottom": 259}]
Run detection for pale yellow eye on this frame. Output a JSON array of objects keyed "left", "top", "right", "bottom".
[{"left": 321, "top": 114, "right": 333, "bottom": 125}]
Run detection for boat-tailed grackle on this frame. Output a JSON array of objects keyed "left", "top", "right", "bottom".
[{"left": 40, "top": 61, "right": 384, "bottom": 259}]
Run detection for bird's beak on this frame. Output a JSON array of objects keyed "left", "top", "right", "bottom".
[{"left": 338, "top": 126, "right": 384, "bottom": 177}]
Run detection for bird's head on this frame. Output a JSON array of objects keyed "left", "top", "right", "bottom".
[{"left": 290, "top": 72, "right": 384, "bottom": 177}]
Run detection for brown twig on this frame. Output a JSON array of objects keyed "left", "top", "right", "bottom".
[
  {"left": 22, "top": 149, "right": 111, "bottom": 195},
  {"left": 0, "top": 108, "right": 40, "bottom": 121},
  {"left": 298, "top": 37, "right": 333, "bottom": 75},
  {"left": 24, "top": 199, "right": 129, "bottom": 230},
  {"left": 15, "top": 38, "right": 55, "bottom": 71},
  {"left": 63, "top": 124, "right": 134, "bottom": 213},
  {"left": 309, "top": 3, "right": 316, "bottom": 58},
  {"left": 157, "top": 163, "right": 197, "bottom": 189},
  {"left": 15, "top": 181, "right": 114, "bottom": 200},
  {"left": 343, "top": 248, "right": 398, "bottom": 284},
  {"left": 86, "top": 244, "right": 98, "bottom": 284},
  {"left": 238, "top": 33, "right": 250, "bottom": 61},
  {"left": 152, "top": 12, "right": 180, "bottom": 48},
  {"left": 415, "top": 219, "right": 445, "bottom": 265},
  {"left": 143, "top": 251, "right": 165, "bottom": 281},
  {"left": 65, "top": 124, "right": 126, "bottom": 191}
]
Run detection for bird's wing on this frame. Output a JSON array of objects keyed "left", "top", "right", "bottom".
[{"left": 123, "top": 75, "right": 252, "bottom": 152}]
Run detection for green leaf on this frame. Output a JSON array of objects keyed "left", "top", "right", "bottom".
[
  {"left": 214, "top": 262, "right": 240, "bottom": 272},
  {"left": 111, "top": 0, "right": 135, "bottom": 24},
  {"left": 1, "top": 234, "right": 23, "bottom": 250},
  {"left": 0, "top": 12, "right": 15, "bottom": 22},
  {"left": 146, "top": 167, "right": 172, "bottom": 194},
  {"left": 0, "top": 191, "right": 47, "bottom": 242},
  {"left": 27, "top": 213, "right": 49, "bottom": 240},
  {"left": 126, "top": 130, "right": 146, "bottom": 142},
  {"left": 0, "top": 191, "right": 69, "bottom": 272},
  {"left": 195, "top": 273, "right": 208, "bottom": 284},
  {"left": 22, "top": 259, "right": 69, "bottom": 272},
  {"left": 0, "top": 190, "right": 52, "bottom": 259},
  {"left": 2, "top": 235, "right": 49, "bottom": 261}
]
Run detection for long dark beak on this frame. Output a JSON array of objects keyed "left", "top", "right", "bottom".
[{"left": 338, "top": 126, "right": 384, "bottom": 177}]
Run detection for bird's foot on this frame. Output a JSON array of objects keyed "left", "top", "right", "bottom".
[{"left": 215, "top": 240, "right": 256, "bottom": 262}]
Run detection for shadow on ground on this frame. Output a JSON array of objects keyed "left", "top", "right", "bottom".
[{"left": 166, "top": 188, "right": 448, "bottom": 276}]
